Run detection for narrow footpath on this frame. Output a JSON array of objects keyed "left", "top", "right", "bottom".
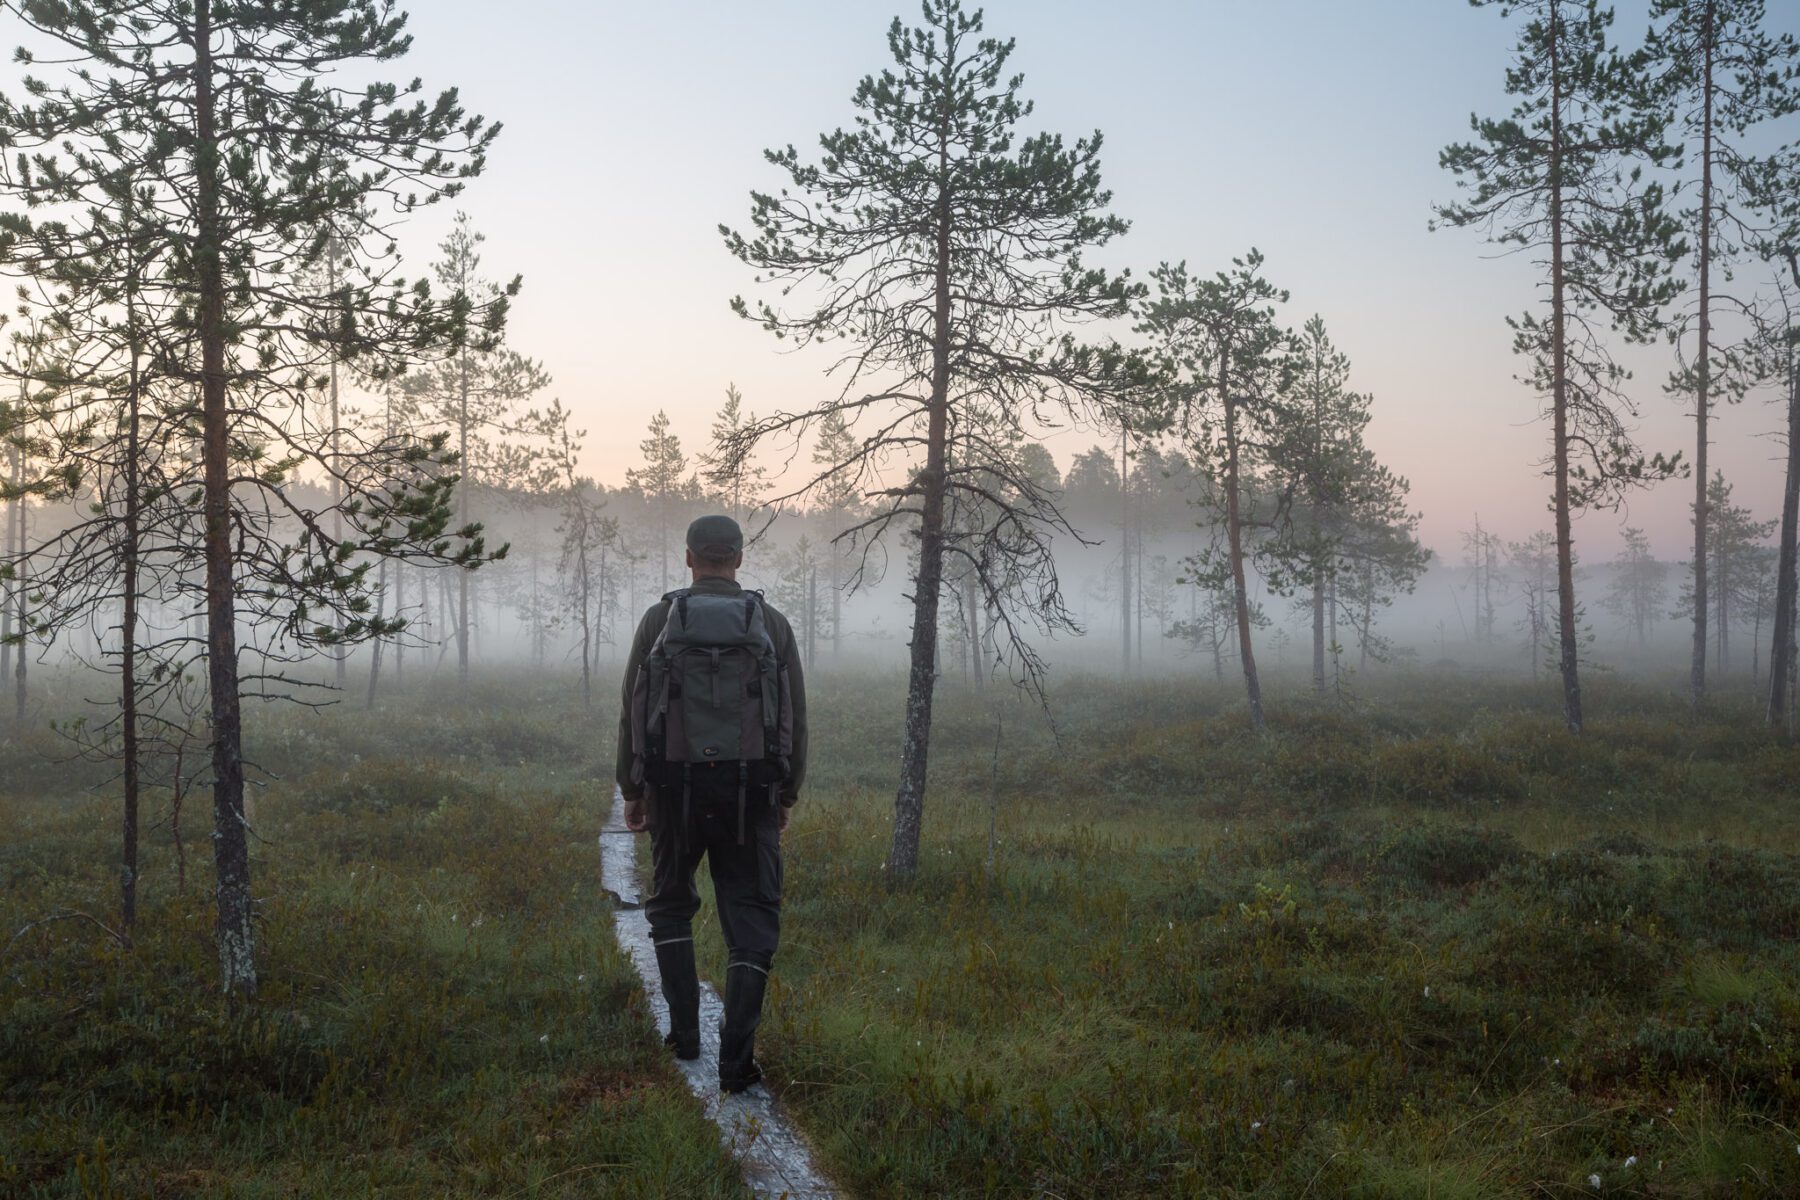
[{"left": 599, "top": 789, "right": 837, "bottom": 1200}]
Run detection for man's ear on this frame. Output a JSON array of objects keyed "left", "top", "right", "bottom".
[
  {"left": 685, "top": 548, "right": 696, "bottom": 569},
  {"left": 732, "top": 551, "right": 744, "bottom": 570}
]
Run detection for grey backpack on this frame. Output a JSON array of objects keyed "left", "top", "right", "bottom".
[{"left": 628, "top": 589, "right": 793, "bottom": 839}]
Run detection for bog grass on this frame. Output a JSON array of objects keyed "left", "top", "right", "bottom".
[
  {"left": 0, "top": 680, "right": 746, "bottom": 1199},
  {"left": 763, "top": 670, "right": 1800, "bottom": 1198},
  {"left": 3, "top": 666, "right": 1798, "bottom": 1198}
]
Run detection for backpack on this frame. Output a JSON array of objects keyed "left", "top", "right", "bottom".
[{"left": 628, "top": 589, "right": 794, "bottom": 839}]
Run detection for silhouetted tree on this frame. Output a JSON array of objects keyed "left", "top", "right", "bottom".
[
  {"left": 1437, "top": 0, "right": 1687, "bottom": 734},
  {"left": 402, "top": 213, "right": 547, "bottom": 682},
  {"left": 549, "top": 404, "right": 613, "bottom": 707},
  {"left": 1678, "top": 471, "right": 1775, "bottom": 672},
  {"left": 772, "top": 534, "right": 828, "bottom": 666},
  {"left": 811, "top": 410, "right": 862, "bottom": 663},
  {"left": 1062, "top": 446, "right": 1122, "bottom": 538},
  {"left": 1752, "top": 169, "right": 1799, "bottom": 728},
  {"left": 0, "top": 0, "right": 503, "bottom": 995},
  {"left": 719, "top": 0, "right": 1146, "bottom": 875},
  {"left": 1510, "top": 531, "right": 1559, "bottom": 678},
  {"left": 1265, "top": 315, "right": 1427, "bottom": 692},
  {"left": 699, "top": 384, "right": 767, "bottom": 522},
  {"left": 626, "top": 409, "right": 689, "bottom": 595},
  {"left": 1603, "top": 527, "right": 1669, "bottom": 648},
  {"left": 1646, "top": 0, "right": 1799, "bottom": 703},
  {"left": 1462, "top": 516, "right": 1505, "bottom": 647},
  {"left": 1139, "top": 251, "right": 1290, "bottom": 731}
]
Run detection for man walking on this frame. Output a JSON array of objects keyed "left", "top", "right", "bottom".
[{"left": 617, "top": 514, "right": 807, "bottom": 1094}]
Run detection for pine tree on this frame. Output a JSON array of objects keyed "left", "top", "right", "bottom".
[
  {"left": 1602, "top": 527, "right": 1669, "bottom": 647},
  {"left": 400, "top": 213, "right": 550, "bottom": 683},
  {"left": 1462, "top": 516, "right": 1506, "bottom": 646},
  {"left": 1646, "top": 0, "right": 1799, "bottom": 702},
  {"left": 1678, "top": 472, "right": 1776, "bottom": 672},
  {"left": 772, "top": 534, "right": 828, "bottom": 665},
  {"left": 1139, "top": 251, "right": 1290, "bottom": 731},
  {"left": 0, "top": 0, "right": 503, "bottom": 995},
  {"left": 549, "top": 403, "right": 614, "bottom": 708},
  {"left": 1263, "top": 315, "right": 1428, "bottom": 692},
  {"left": 699, "top": 384, "right": 768, "bottom": 521},
  {"left": 1764, "top": 243, "right": 1799, "bottom": 726},
  {"left": 1170, "top": 541, "right": 1267, "bottom": 685},
  {"left": 1062, "top": 446, "right": 1122, "bottom": 542},
  {"left": 626, "top": 410, "right": 689, "bottom": 596},
  {"left": 1510, "top": 531, "right": 1560, "bottom": 678},
  {"left": 811, "top": 410, "right": 862, "bottom": 662},
  {"left": 1118, "top": 423, "right": 1135, "bottom": 677},
  {"left": 0, "top": 332, "right": 62, "bottom": 728},
  {"left": 720, "top": 0, "right": 1146, "bottom": 876},
  {"left": 1437, "top": 0, "right": 1687, "bottom": 733}
]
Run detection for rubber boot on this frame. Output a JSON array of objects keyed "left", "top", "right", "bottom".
[
  {"left": 718, "top": 960, "right": 769, "bottom": 1093},
  {"left": 654, "top": 939, "right": 701, "bottom": 1061}
]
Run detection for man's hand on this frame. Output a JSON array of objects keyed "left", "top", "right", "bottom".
[
  {"left": 778, "top": 803, "right": 791, "bottom": 835},
  {"left": 623, "top": 794, "right": 649, "bottom": 833}
]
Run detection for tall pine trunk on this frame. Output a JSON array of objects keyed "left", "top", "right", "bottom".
[
  {"left": 966, "top": 568, "right": 981, "bottom": 686},
  {"left": 1752, "top": 585, "right": 1764, "bottom": 686},
  {"left": 1717, "top": 535, "right": 1730, "bottom": 672},
  {"left": 1311, "top": 503, "right": 1326, "bottom": 693},
  {"left": 367, "top": 557, "right": 387, "bottom": 708},
  {"left": 1768, "top": 255, "right": 1799, "bottom": 728},
  {"left": 456, "top": 346, "right": 471, "bottom": 682},
  {"left": 1136, "top": 522, "right": 1146, "bottom": 670},
  {"left": 831, "top": 542, "right": 842, "bottom": 664},
  {"left": 1222, "top": 350, "right": 1266, "bottom": 731},
  {"left": 329, "top": 295, "right": 345, "bottom": 691},
  {"left": 120, "top": 252, "right": 144, "bottom": 945},
  {"left": 0, "top": 462, "right": 11, "bottom": 686},
  {"left": 891, "top": 135, "right": 954, "bottom": 879},
  {"left": 1549, "top": 12, "right": 1585, "bottom": 735},
  {"left": 329, "top": 443, "right": 345, "bottom": 688},
  {"left": 578, "top": 531, "right": 593, "bottom": 708},
  {"left": 593, "top": 538, "right": 608, "bottom": 683},
  {"left": 1119, "top": 428, "right": 1131, "bottom": 676},
  {"left": 194, "top": 0, "right": 256, "bottom": 996},
  {"left": 8, "top": 467, "right": 22, "bottom": 727},
  {"left": 1359, "top": 567, "right": 1372, "bottom": 672},
  {"left": 811, "top": 562, "right": 822, "bottom": 672},
  {"left": 393, "top": 559, "right": 406, "bottom": 687},
  {"left": 1691, "top": 7, "right": 1716, "bottom": 706}
]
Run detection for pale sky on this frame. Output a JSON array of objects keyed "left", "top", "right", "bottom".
[{"left": 388, "top": 0, "right": 1798, "bottom": 561}]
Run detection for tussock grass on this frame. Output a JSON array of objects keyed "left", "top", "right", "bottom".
[
  {"left": 4, "top": 668, "right": 1799, "bottom": 1197},
  {"left": 761, "top": 672, "right": 1800, "bottom": 1198},
  {"left": 0, "top": 679, "right": 746, "bottom": 1199}
]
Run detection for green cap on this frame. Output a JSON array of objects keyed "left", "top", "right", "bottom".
[{"left": 685, "top": 514, "right": 744, "bottom": 559}]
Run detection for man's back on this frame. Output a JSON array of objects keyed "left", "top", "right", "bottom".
[
  {"left": 615, "top": 575, "right": 808, "bottom": 809},
  {"left": 614, "top": 514, "right": 807, "bottom": 1094}
]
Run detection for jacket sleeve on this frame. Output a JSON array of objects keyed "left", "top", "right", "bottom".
[
  {"left": 615, "top": 605, "right": 662, "bottom": 800},
  {"left": 777, "top": 612, "right": 807, "bottom": 806}
]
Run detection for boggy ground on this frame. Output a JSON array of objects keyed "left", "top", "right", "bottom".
[
  {"left": 2, "top": 667, "right": 1797, "bottom": 1198},
  {"left": 774, "top": 671, "right": 1800, "bottom": 1199},
  {"left": 0, "top": 680, "right": 746, "bottom": 1199}
]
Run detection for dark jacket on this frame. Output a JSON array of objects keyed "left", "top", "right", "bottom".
[{"left": 616, "top": 576, "right": 808, "bottom": 807}]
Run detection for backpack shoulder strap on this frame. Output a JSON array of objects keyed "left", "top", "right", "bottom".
[{"left": 649, "top": 590, "right": 690, "bottom": 656}]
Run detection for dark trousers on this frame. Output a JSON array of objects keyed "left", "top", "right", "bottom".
[{"left": 645, "top": 766, "right": 783, "bottom": 970}]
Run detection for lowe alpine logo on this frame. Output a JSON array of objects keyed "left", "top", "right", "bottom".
[{"left": 702, "top": 746, "right": 720, "bottom": 757}]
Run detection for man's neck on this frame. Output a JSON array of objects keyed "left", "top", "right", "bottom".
[{"left": 690, "top": 571, "right": 738, "bottom": 586}]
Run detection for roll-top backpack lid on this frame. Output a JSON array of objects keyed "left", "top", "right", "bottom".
[{"left": 659, "top": 588, "right": 773, "bottom": 654}]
